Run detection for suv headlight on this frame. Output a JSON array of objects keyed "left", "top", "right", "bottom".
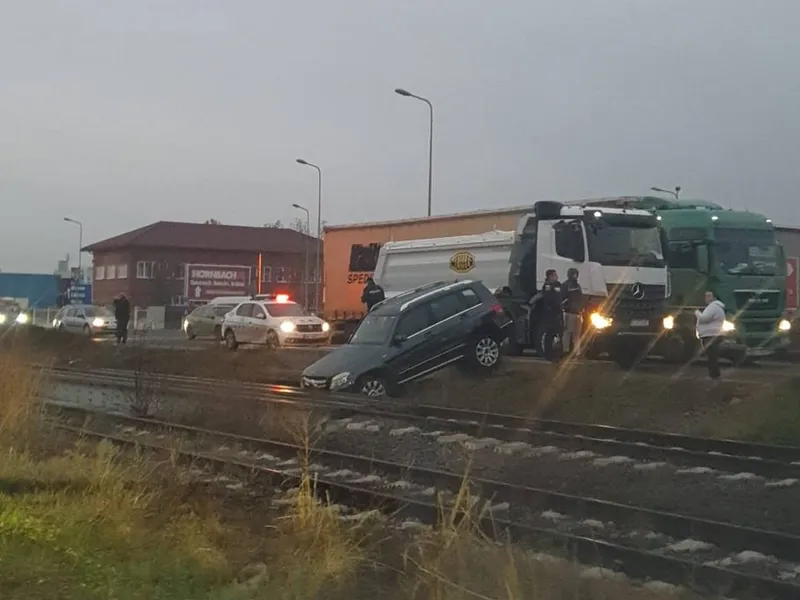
[
  {"left": 722, "top": 320, "right": 735, "bottom": 332},
  {"left": 589, "top": 312, "right": 612, "bottom": 330},
  {"left": 330, "top": 372, "right": 352, "bottom": 391},
  {"left": 779, "top": 319, "right": 791, "bottom": 332},
  {"left": 280, "top": 321, "right": 295, "bottom": 333},
  {"left": 662, "top": 315, "right": 675, "bottom": 330}
]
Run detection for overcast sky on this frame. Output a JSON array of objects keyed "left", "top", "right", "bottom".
[{"left": 2, "top": 0, "right": 799, "bottom": 273}]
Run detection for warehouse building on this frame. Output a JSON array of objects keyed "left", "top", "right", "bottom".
[{"left": 83, "top": 221, "right": 320, "bottom": 316}]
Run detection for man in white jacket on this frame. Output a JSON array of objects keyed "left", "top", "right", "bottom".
[{"left": 695, "top": 291, "right": 726, "bottom": 380}]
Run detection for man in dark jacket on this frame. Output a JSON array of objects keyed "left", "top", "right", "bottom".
[
  {"left": 539, "top": 269, "right": 563, "bottom": 361},
  {"left": 562, "top": 268, "right": 583, "bottom": 356},
  {"left": 113, "top": 293, "right": 131, "bottom": 344},
  {"left": 361, "top": 277, "right": 385, "bottom": 312}
]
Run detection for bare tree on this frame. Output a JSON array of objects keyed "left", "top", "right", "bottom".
[
  {"left": 263, "top": 220, "right": 283, "bottom": 228},
  {"left": 204, "top": 218, "right": 221, "bottom": 225}
]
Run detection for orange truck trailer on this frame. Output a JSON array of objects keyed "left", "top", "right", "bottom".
[{"left": 322, "top": 206, "right": 530, "bottom": 340}]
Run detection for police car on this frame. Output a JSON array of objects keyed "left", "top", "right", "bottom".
[{"left": 221, "top": 294, "right": 331, "bottom": 350}]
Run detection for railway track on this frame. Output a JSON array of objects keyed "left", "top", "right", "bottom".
[
  {"left": 46, "top": 403, "right": 800, "bottom": 599},
  {"left": 47, "top": 366, "right": 800, "bottom": 480}
]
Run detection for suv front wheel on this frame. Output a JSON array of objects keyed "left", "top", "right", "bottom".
[
  {"left": 356, "top": 374, "right": 388, "bottom": 398},
  {"left": 465, "top": 333, "right": 501, "bottom": 373}
]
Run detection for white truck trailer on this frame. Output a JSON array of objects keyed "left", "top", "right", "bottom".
[{"left": 374, "top": 200, "right": 672, "bottom": 367}]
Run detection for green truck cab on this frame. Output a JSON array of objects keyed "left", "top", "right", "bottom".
[{"left": 591, "top": 196, "right": 791, "bottom": 363}]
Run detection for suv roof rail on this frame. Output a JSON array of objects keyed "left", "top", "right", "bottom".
[{"left": 399, "top": 280, "right": 474, "bottom": 312}]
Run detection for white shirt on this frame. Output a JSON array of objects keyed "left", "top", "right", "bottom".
[{"left": 695, "top": 300, "right": 726, "bottom": 338}]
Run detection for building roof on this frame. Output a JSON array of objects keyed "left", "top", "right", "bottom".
[
  {"left": 83, "top": 221, "right": 315, "bottom": 254},
  {"left": 324, "top": 205, "right": 533, "bottom": 232}
]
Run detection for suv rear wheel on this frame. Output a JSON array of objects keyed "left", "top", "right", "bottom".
[{"left": 465, "top": 333, "right": 501, "bottom": 372}]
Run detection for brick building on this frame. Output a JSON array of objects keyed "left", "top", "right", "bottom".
[{"left": 84, "top": 221, "right": 320, "bottom": 310}]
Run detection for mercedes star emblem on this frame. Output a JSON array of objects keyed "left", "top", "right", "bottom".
[{"left": 631, "top": 283, "right": 645, "bottom": 300}]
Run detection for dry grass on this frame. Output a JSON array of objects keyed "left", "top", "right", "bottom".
[{"left": 0, "top": 350, "right": 47, "bottom": 446}]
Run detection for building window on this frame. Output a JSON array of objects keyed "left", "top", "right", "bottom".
[
  {"left": 276, "top": 266, "right": 287, "bottom": 283},
  {"left": 118, "top": 264, "right": 128, "bottom": 279},
  {"left": 106, "top": 265, "right": 116, "bottom": 280},
  {"left": 262, "top": 266, "right": 272, "bottom": 283},
  {"left": 95, "top": 266, "right": 105, "bottom": 280},
  {"left": 136, "top": 261, "right": 155, "bottom": 279}
]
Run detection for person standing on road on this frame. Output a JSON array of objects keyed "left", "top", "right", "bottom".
[
  {"left": 562, "top": 268, "right": 583, "bottom": 356},
  {"left": 540, "top": 269, "right": 564, "bottom": 362},
  {"left": 361, "top": 277, "right": 385, "bottom": 312},
  {"left": 113, "top": 292, "right": 131, "bottom": 345},
  {"left": 695, "top": 290, "right": 725, "bottom": 380}
]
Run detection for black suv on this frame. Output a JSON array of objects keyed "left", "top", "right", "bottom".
[{"left": 300, "top": 280, "right": 512, "bottom": 397}]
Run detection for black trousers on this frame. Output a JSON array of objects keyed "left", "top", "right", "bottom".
[
  {"left": 542, "top": 319, "right": 563, "bottom": 362},
  {"left": 116, "top": 318, "right": 129, "bottom": 343},
  {"left": 702, "top": 336, "right": 721, "bottom": 379}
]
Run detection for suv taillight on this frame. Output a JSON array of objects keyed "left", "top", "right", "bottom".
[{"left": 490, "top": 303, "right": 504, "bottom": 315}]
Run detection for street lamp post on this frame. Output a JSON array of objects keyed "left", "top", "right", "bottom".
[
  {"left": 296, "top": 159, "right": 322, "bottom": 314},
  {"left": 291, "top": 203, "right": 311, "bottom": 310},
  {"left": 395, "top": 88, "right": 434, "bottom": 217},
  {"left": 651, "top": 186, "right": 681, "bottom": 200},
  {"left": 63, "top": 217, "right": 84, "bottom": 278}
]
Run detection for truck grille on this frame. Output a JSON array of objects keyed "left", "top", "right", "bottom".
[
  {"left": 296, "top": 324, "right": 323, "bottom": 333},
  {"left": 605, "top": 284, "right": 666, "bottom": 321},
  {"left": 734, "top": 290, "right": 781, "bottom": 313}
]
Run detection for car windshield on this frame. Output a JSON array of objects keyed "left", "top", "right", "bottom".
[
  {"left": 84, "top": 307, "right": 113, "bottom": 318},
  {"left": 714, "top": 228, "right": 779, "bottom": 275},
  {"left": 266, "top": 302, "right": 306, "bottom": 317},
  {"left": 349, "top": 314, "right": 397, "bottom": 345},
  {"left": 586, "top": 223, "right": 665, "bottom": 267}
]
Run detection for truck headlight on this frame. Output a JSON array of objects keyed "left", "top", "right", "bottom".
[
  {"left": 280, "top": 321, "right": 296, "bottom": 333},
  {"left": 589, "top": 312, "right": 612, "bottom": 330},
  {"left": 15, "top": 313, "right": 29, "bottom": 324},
  {"left": 330, "top": 372, "right": 352, "bottom": 391},
  {"left": 662, "top": 315, "right": 675, "bottom": 330},
  {"left": 0, "top": 314, "right": 6, "bottom": 324},
  {"left": 779, "top": 319, "right": 792, "bottom": 332},
  {"left": 722, "top": 320, "right": 736, "bottom": 332},
  {"left": 321, "top": 322, "right": 330, "bottom": 333}
]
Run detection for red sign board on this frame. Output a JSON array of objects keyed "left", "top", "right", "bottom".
[
  {"left": 787, "top": 257, "right": 798, "bottom": 311},
  {"left": 185, "top": 264, "right": 251, "bottom": 301}
]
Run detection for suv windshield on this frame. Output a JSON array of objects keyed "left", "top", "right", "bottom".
[
  {"left": 85, "top": 307, "right": 113, "bottom": 318},
  {"left": 266, "top": 303, "right": 306, "bottom": 317},
  {"left": 586, "top": 223, "right": 665, "bottom": 267},
  {"left": 714, "top": 228, "right": 779, "bottom": 275},
  {"left": 349, "top": 314, "right": 397, "bottom": 345}
]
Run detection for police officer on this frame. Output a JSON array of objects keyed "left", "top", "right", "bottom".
[
  {"left": 562, "top": 268, "right": 583, "bottom": 356},
  {"left": 360, "top": 277, "right": 386, "bottom": 312},
  {"left": 539, "top": 269, "right": 563, "bottom": 361}
]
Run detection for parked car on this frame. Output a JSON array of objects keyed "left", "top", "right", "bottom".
[
  {"left": 221, "top": 294, "right": 331, "bottom": 350},
  {"left": 300, "top": 279, "right": 513, "bottom": 398},
  {"left": 52, "top": 304, "right": 117, "bottom": 337},
  {"left": 182, "top": 303, "right": 236, "bottom": 340}
]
